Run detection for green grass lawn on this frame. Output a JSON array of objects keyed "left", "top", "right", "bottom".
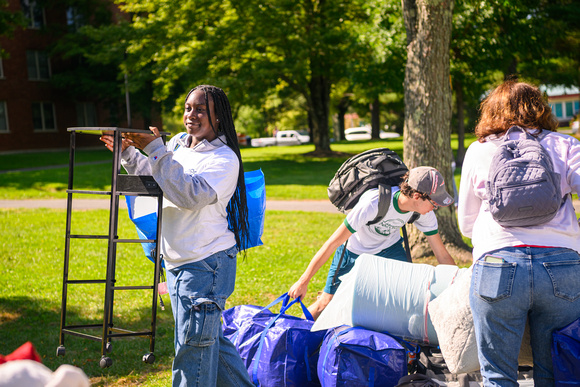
[
  {"left": 0, "top": 208, "right": 342, "bottom": 385},
  {"left": 0, "top": 137, "right": 473, "bottom": 385},
  {"left": 1, "top": 132, "right": 577, "bottom": 385},
  {"left": 0, "top": 135, "right": 476, "bottom": 200}
]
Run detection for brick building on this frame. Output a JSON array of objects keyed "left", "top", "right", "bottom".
[{"left": 0, "top": 0, "right": 162, "bottom": 153}]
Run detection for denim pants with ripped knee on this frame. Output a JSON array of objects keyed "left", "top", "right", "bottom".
[{"left": 166, "top": 245, "right": 253, "bottom": 387}]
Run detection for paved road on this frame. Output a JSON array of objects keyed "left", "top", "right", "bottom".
[{"left": 1, "top": 198, "right": 579, "bottom": 214}]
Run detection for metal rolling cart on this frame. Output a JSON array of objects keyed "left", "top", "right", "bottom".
[{"left": 56, "top": 127, "right": 169, "bottom": 368}]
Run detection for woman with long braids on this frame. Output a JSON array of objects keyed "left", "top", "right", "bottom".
[{"left": 100, "top": 85, "right": 253, "bottom": 387}]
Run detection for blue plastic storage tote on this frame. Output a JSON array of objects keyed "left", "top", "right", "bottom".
[
  {"left": 318, "top": 325, "right": 407, "bottom": 387},
  {"left": 223, "top": 294, "right": 326, "bottom": 387},
  {"left": 552, "top": 317, "right": 580, "bottom": 386}
]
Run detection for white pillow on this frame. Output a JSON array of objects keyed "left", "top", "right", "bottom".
[{"left": 429, "top": 266, "right": 532, "bottom": 374}]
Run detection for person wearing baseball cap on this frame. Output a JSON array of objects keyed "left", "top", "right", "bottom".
[
  {"left": 407, "top": 166, "right": 455, "bottom": 208},
  {"left": 289, "top": 165, "right": 456, "bottom": 320}
]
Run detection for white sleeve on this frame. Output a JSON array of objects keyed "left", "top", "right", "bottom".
[{"left": 458, "top": 144, "right": 482, "bottom": 238}]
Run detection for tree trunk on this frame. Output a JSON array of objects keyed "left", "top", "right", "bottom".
[
  {"left": 371, "top": 98, "right": 381, "bottom": 139},
  {"left": 402, "top": 0, "right": 471, "bottom": 263},
  {"left": 308, "top": 74, "right": 331, "bottom": 152},
  {"left": 454, "top": 78, "right": 466, "bottom": 166},
  {"left": 337, "top": 96, "right": 351, "bottom": 141}
]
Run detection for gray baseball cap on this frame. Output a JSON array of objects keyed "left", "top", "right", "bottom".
[{"left": 407, "top": 166, "right": 454, "bottom": 207}]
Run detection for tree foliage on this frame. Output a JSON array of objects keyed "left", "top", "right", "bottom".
[
  {"left": 113, "top": 0, "right": 404, "bottom": 151},
  {"left": 0, "top": 0, "right": 27, "bottom": 57}
]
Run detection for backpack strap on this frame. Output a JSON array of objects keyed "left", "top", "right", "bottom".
[
  {"left": 368, "top": 184, "right": 417, "bottom": 262},
  {"left": 401, "top": 225, "right": 413, "bottom": 263},
  {"left": 367, "top": 183, "right": 391, "bottom": 226}
]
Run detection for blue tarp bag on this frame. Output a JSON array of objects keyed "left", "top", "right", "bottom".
[
  {"left": 223, "top": 293, "right": 326, "bottom": 387},
  {"left": 126, "top": 169, "right": 266, "bottom": 263},
  {"left": 318, "top": 325, "right": 407, "bottom": 387},
  {"left": 125, "top": 195, "right": 162, "bottom": 267},
  {"left": 230, "top": 169, "right": 266, "bottom": 250},
  {"left": 552, "top": 317, "right": 580, "bottom": 386}
]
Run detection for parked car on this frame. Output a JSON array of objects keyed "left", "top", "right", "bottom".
[
  {"left": 250, "top": 130, "right": 310, "bottom": 147},
  {"left": 344, "top": 126, "right": 401, "bottom": 141}
]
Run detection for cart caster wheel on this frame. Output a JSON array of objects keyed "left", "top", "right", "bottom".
[
  {"left": 105, "top": 342, "right": 113, "bottom": 353},
  {"left": 99, "top": 356, "right": 113, "bottom": 369},
  {"left": 143, "top": 353, "right": 155, "bottom": 364},
  {"left": 56, "top": 346, "right": 65, "bottom": 357}
]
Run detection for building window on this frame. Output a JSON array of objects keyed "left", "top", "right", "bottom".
[
  {"left": 554, "top": 103, "right": 563, "bottom": 118},
  {"left": 0, "top": 58, "right": 4, "bottom": 78},
  {"left": 21, "top": 0, "right": 44, "bottom": 29},
  {"left": 26, "top": 50, "right": 50, "bottom": 80},
  {"left": 66, "top": 7, "right": 85, "bottom": 32},
  {"left": 575, "top": 101, "right": 579, "bottom": 114},
  {"left": 32, "top": 102, "right": 56, "bottom": 131},
  {"left": 565, "top": 101, "right": 573, "bottom": 118},
  {"left": 0, "top": 102, "right": 8, "bottom": 132},
  {"left": 76, "top": 102, "right": 98, "bottom": 126}
]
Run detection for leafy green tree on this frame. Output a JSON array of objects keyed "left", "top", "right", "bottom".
[
  {"left": 348, "top": 1, "right": 406, "bottom": 139},
  {"left": 0, "top": 0, "right": 26, "bottom": 57},
  {"left": 115, "top": 0, "right": 390, "bottom": 152},
  {"left": 450, "top": 0, "right": 580, "bottom": 166}
]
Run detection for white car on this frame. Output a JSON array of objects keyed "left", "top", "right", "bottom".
[
  {"left": 344, "top": 127, "right": 400, "bottom": 141},
  {"left": 250, "top": 130, "right": 310, "bottom": 147}
]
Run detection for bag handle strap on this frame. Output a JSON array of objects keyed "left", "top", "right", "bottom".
[
  {"left": 257, "top": 293, "right": 314, "bottom": 321},
  {"left": 251, "top": 293, "right": 313, "bottom": 384}
]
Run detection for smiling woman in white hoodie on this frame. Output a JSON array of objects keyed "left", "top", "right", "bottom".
[{"left": 100, "top": 85, "right": 253, "bottom": 387}]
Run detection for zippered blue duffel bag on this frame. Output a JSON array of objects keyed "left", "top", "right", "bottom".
[
  {"left": 318, "top": 325, "right": 407, "bottom": 387},
  {"left": 223, "top": 293, "right": 327, "bottom": 387},
  {"left": 552, "top": 317, "right": 580, "bottom": 386}
]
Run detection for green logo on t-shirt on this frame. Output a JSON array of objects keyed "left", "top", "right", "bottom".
[{"left": 373, "top": 219, "right": 405, "bottom": 236}]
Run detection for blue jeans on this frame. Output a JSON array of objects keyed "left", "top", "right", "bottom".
[
  {"left": 166, "top": 246, "right": 253, "bottom": 387},
  {"left": 323, "top": 237, "right": 408, "bottom": 294},
  {"left": 470, "top": 247, "right": 580, "bottom": 387}
]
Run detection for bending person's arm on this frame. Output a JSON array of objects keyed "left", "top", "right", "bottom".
[
  {"left": 425, "top": 233, "right": 456, "bottom": 265},
  {"left": 288, "top": 223, "right": 352, "bottom": 301}
]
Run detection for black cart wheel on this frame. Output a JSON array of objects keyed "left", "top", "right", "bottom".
[
  {"left": 99, "top": 356, "right": 113, "bottom": 368},
  {"left": 56, "top": 346, "right": 65, "bottom": 357},
  {"left": 143, "top": 353, "right": 155, "bottom": 364},
  {"left": 105, "top": 342, "right": 113, "bottom": 353}
]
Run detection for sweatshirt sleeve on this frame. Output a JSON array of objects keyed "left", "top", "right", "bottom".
[
  {"left": 458, "top": 144, "right": 482, "bottom": 238},
  {"left": 142, "top": 137, "right": 219, "bottom": 210},
  {"left": 566, "top": 136, "right": 580, "bottom": 196},
  {"left": 120, "top": 146, "right": 152, "bottom": 175}
]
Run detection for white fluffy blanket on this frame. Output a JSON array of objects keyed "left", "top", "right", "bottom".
[{"left": 429, "top": 266, "right": 533, "bottom": 374}]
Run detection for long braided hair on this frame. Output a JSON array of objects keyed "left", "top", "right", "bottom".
[{"left": 185, "top": 85, "right": 250, "bottom": 252}]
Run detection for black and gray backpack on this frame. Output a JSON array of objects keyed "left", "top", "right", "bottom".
[
  {"left": 328, "top": 148, "right": 409, "bottom": 223},
  {"left": 486, "top": 126, "right": 564, "bottom": 227},
  {"left": 327, "top": 148, "right": 419, "bottom": 274}
]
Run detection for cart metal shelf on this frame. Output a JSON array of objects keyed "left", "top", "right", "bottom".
[{"left": 57, "top": 127, "right": 169, "bottom": 368}]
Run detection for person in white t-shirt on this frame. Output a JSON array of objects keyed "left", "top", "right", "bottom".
[
  {"left": 288, "top": 166, "right": 456, "bottom": 320},
  {"left": 100, "top": 85, "right": 253, "bottom": 387}
]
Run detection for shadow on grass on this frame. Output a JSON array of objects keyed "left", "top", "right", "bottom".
[{"left": 0, "top": 295, "right": 174, "bottom": 381}]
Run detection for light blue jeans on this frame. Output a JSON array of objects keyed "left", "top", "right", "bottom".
[
  {"left": 166, "top": 245, "right": 253, "bottom": 387},
  {"left": 470, "top": 247, "right": 580, "bottom": 387}
]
